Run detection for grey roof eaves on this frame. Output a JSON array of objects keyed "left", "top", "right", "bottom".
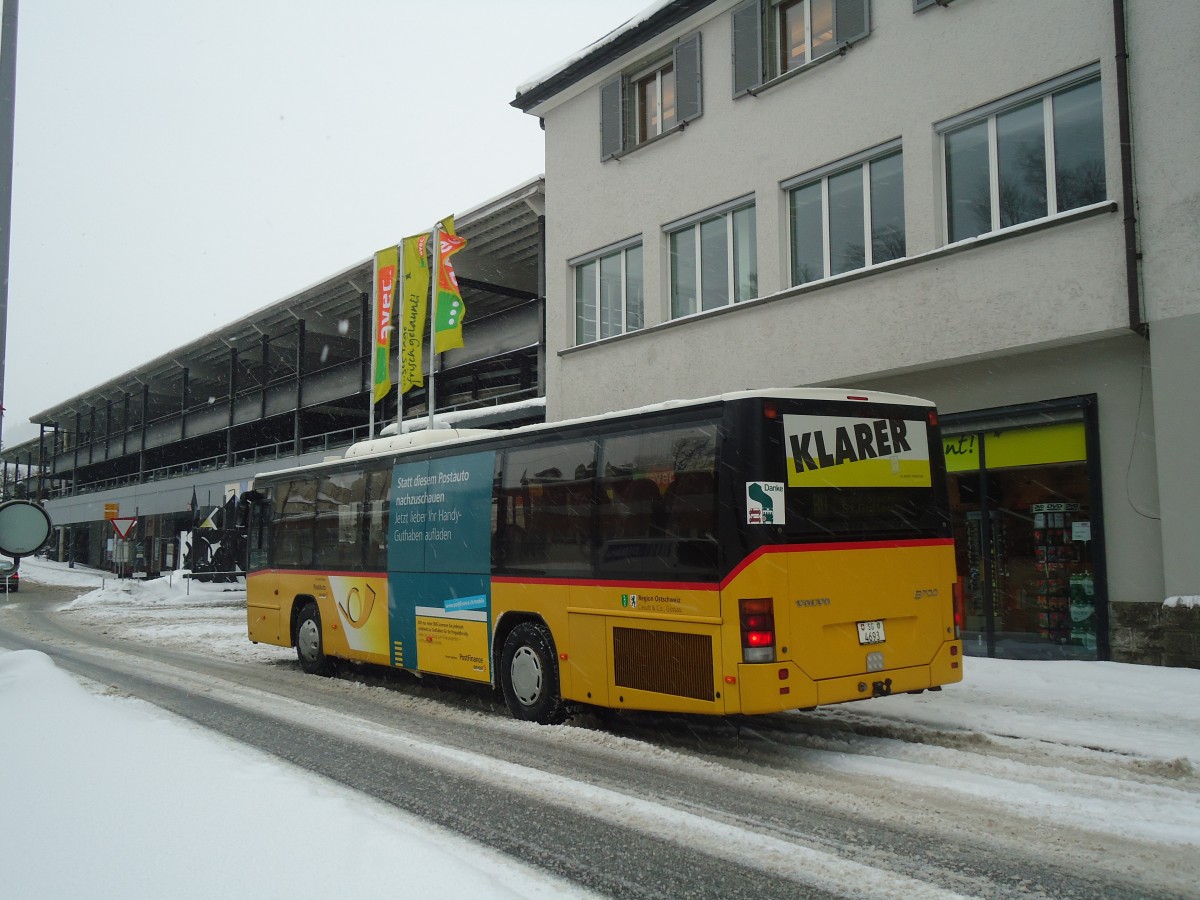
[{"left": 511, "top": 0, "right": 716, "bottom": 113}]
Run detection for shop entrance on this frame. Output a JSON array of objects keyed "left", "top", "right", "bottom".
[{"left": 942, "top": 398, "right": 1109, "bottom": 660}]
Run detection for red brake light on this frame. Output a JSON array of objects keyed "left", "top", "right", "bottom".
[
  {"left": 927, "top": 409, "right": 940, "bottom": 427},
  {"left": 739, "top": 598, "right": 776, "bottom": 662},
  {"left": 846, "top": 394, "right": 869, "bottom": 401},
  {"left": 763, "top": 401, "right": 778, "bottom": 420},
  {"left": 953, "top": 578, "right": 965, "bottom": 638}
]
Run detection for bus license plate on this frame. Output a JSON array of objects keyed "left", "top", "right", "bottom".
[{"left": 857, "top": 620, "right": 885, "bottom": 645}]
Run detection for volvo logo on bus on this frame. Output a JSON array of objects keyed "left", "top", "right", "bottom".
[{"left": 795, "top": 597, "right": 831, "bottom": 608}]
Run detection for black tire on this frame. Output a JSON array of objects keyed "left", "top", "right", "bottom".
[
  {"left": 500, "top": 621, "right": 567, "bottom": 724},
  {"left": 295, "top": 601, "right": 333, "bottom": 676}
]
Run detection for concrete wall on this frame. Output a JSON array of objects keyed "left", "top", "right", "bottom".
[
  {"left": 1146, "top": 313, "right": 1200, "bottom": 597},
  {"left": 1127, "top": 1, "right": 1200, "bottom": 599},
  {"left": 533, "top": 0, "right": 1128, "bottom": 420},
  {"left": 552, "top": 212, "right": 1129, "bottom": 415}
]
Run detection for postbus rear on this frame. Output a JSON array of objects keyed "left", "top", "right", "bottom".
[{"left": 718, "top": 393, "right": 962, "bottom": 714}]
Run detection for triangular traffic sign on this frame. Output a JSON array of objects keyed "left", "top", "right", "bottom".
[{"left": 111, "top": 517, "right": 137, "bottom": 540}]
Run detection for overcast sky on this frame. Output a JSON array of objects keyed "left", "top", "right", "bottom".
[{"left": 2, "top": 0, "right": 649, "bottom": 448}]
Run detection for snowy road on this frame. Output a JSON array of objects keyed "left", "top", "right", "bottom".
[{"left": 2, "top": 568, "right": 1197, "bottom": 899}]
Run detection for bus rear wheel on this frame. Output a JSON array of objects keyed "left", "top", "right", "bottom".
[
  {"left": 295, "top": 601, "right": 333, "bottom": 676},
  {"left": 500, "top": 622, "right": 567, "bottom": 725}
]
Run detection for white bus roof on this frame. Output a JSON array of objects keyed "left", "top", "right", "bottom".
[{"left": 257, "top": 387, "right": 934, "bottom": 481}]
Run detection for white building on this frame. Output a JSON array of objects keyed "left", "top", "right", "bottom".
[{"left": 513, "top": 0, "right": 1200, "bottom": 664}]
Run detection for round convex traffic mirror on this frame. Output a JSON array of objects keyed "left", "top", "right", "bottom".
[{"left": 0, "top": 500, "right": 53, "bottom": 558}]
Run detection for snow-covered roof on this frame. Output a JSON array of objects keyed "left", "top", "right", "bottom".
[{"left": 512, "top": 0, "right": 715, "bottom": 112}]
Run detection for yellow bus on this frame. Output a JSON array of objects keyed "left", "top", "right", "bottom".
[{"left": 244, "top": 389, "right": 963, "bottom": 723}]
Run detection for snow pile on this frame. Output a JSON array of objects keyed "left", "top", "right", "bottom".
[
  {"left": 17, "top": 557, "right": 108, "bottom": 589},
  {"left": 29, "top": 560, "right": 286, "bottom": 661},
  {"left": 1164, "top": 595, "right": 1200, "bottom": 608},
  {"left": 0, "top": 648, "right": 586, "bottom": 899}
]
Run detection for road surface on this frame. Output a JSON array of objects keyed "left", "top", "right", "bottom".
[{"left": 1, "top": 579, "right": 1194, "bottom": 899}]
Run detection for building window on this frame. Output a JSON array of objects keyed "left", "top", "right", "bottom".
[
  {"left": 732, "top": 0, "right": 870, "bottom": 96},
  {"left": 667, "top": 200, "right": 757, "bottom": 318},
  {"left": 941, "top": 67, "right": 1106, "bottom": 243},
  {"left": 784, "top": 143, "right": 904, "bottom": 285},
  {"left": 601, "top": 33, "right": 702, "bottom": 159},
  {"left": 573, "top": 242, "right": 644, "bottom": 345},
  {"left": 634, "top": 60, "right": 676, "bottom": 144},
  {"left": 777, "top": 0, "right": 836, "bottom": 73}
]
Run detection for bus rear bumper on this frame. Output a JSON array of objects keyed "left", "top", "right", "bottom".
[{"left": 735, "top": 641, "right": 963, "bottom": 713}]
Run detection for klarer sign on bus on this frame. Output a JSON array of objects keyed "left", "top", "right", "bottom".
[{"left": 783, "top": 414, "right": 932, "bottom": 488}]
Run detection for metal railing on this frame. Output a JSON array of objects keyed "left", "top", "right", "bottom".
[
  {"left": 29, "top": 387, "right": 539, "bottom": 501},
  {"left": 41, "top": 423, "right": 370, "bottom": 499}
]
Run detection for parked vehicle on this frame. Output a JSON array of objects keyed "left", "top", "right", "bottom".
[{"left": 0, "top": 557, "right": 19, "bottom": 593}]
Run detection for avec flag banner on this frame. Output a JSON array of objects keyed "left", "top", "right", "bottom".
[
  {"left": 399, "top": 232, "right": 431, "bottom": 395},
  {"left": 434, "top": 216, "right": 468, "bottom": 354},
  {"left": 372, "top": 246, "right": 399, "bottom": 404}
]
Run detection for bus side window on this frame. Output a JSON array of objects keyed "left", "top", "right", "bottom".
[
  {"left": 598, "top": 424, "right": 718, "bottom": 578},
  {"left": 363, "top": 467, "right": 389, "bottom": 571},
  {"left": 245, "top": 492, "right": 271, "bottom": 571},
  {"left": 604, "top": 476, "right": 664, "bottom": 541},
  {"left": 314, "top": 470, "right": 366, "bottom": 570},
  {"left": 274, "top": 478, "right": 316, "bottom": 568},
  {"left": 499, "top": 442, "right": 597, "bottom": 576},
  {"left": 664, "top": 471, "right": 716, "bottom": 539}
]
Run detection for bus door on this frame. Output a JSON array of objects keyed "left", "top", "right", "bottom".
[{"left": 244, "top": 490, "right": 285, "bottom": 645}]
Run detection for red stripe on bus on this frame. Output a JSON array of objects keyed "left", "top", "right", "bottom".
[
  {"left": 248, "top": 569, "right": 387, "bottom": 579},
  {"left": 491, "top": 575, "right": 718, "bottom": 592},
  {"left": 720, "top": 538, "right": 954, "bottom": 588}
]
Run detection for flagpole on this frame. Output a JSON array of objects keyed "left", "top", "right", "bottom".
[
  {"left": 427, "top": 222, "right": 441, "bottom": 432},
  {"left": 397, "top": 246, "right": 406, "bottom": 434},
  {"left": 368, "top": 252, "right": 379, "bottom": 437}
]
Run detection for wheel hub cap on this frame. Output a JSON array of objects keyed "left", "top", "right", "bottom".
[
  {"left": 510, "top": 646, "right": 543, "bottom": 705},
  {"left": 298, "top": 620, "right": 319, "bottom": 660}
]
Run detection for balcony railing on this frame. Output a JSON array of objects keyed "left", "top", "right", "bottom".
[{"left": 30, "top": 386, "right": 539, "bottom": 501}]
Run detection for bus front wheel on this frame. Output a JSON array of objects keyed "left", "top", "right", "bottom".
[
  {"left": 295, "top": 601, "right": 333, "bottom": 676},
  {"left": 500, "top": 622, "right": 567, "bottom": 725}
]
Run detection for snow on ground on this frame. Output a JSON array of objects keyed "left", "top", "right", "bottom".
[
  {"left": 1, "top": 558, "right": 589, "bottom": 900},
  {"left": 5, "top": 556, "right": 1200, "bottom": 896},
  {"left": 20, "top": 558, "right": 293, "bottom": 662}
]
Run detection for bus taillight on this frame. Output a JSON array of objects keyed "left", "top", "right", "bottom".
[
  {"left": 953, "top": 578, "right": 965, "bottom": 639},
  {"left": 740, "top": 598, "right": 776, "bottom": 663}
]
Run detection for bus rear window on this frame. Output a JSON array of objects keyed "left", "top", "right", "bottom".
[
  {"left": 735, "top": 400, "right": 951, "bottom": 543},
  {"left": 783, "top": 486, "right": 948, "bottom": 540}
]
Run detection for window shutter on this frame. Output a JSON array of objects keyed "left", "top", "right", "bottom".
[
  {"left": 731, "top": 0, "right": 762, "bottom": 97},
  {"left": 834, "top": 0, "right": 871, "bottom": 45},
  {"left": 674, "top": 32, "right": 703, "bottom": 124},
  {"left": 600, "top": 76, "right": 624, "bottom": 159}
]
